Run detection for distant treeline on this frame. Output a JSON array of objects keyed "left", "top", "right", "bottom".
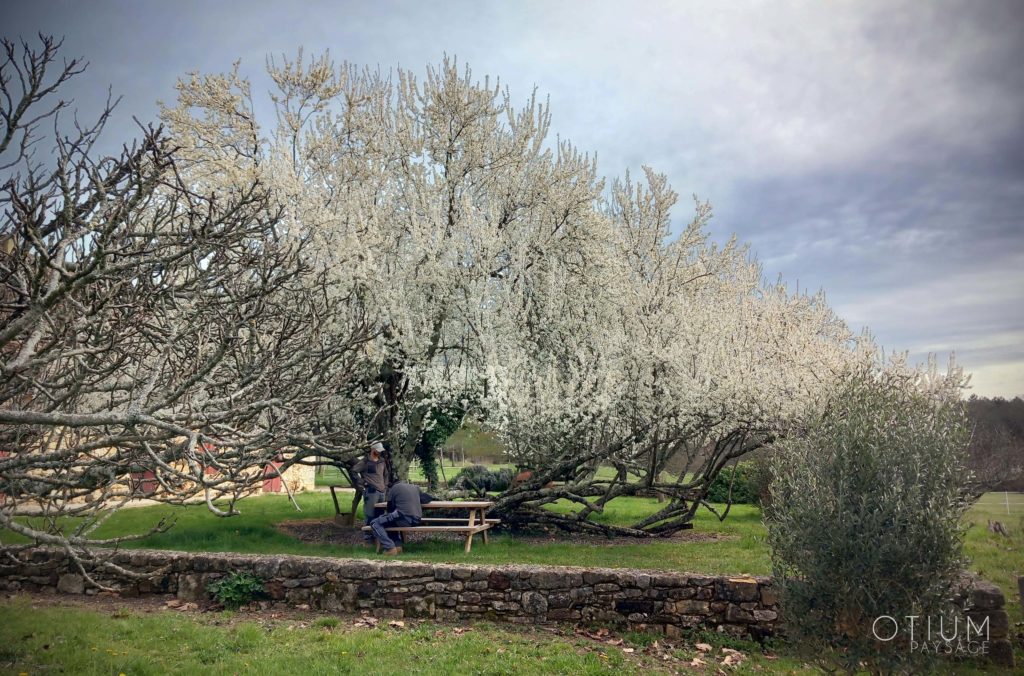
[{"left": 966, "top": 395, "right": 1024, "bottom": 491}]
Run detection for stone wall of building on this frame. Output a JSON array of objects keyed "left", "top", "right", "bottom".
[
  {"left": 281, "top": 463, "right": 316, "bottom": 492},
  {"left": 0, "top": 548, "right": 1012, "bottom": 667}
]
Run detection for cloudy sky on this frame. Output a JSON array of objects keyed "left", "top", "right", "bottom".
[{"left": 7, "top": 0, "right": 1024, "bottom": 398}]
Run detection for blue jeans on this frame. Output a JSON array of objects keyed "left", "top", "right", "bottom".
[
  {"left": 370, "top": 510, "right": 421, "bottom": 551},
  {"left": 362, "top": 489, "right": 383, "bottom": 540}
]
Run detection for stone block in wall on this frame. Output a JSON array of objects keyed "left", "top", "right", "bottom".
[
  {"left": 725, "top": 605, "right": 755, "bottom": 623},
  {"left": 487, "top": 571, "right": 510, "bottom": 590},
  {"left": 667, "top": 586, "right": 696, "bottom": 600},
  {"left": 252, "top": 557, "right": 281, "bottom": 579},
  {"left": 717, "top": 577, "right": 760, "bottom": 602},
  {"left": 615, "top": 599, "right": 654, "bottom": 616},
  {"left": 531, "top": 571, "right": 569, "bottom": 590},
  {"left": 967, "top": 610, "right": 1009, "bottom": 640},
  {"left": 570, "top": 587, "right": 594, "bottom": 604},
  {"left": 383, "top": 563, "right": 434, "bottom": 579},
  {"left": 264, "top": 580, "right": 286, "bottom": 600},
  {"left": 967, "top": 579, "right": 1005, "bottom": 611},
  {"left": 670, "top": 599, "right": 710, "bottom": 615},
  {"left": 335, "top": 559, "right": 382, "bottom": 580},
  {"left": 405, "top": 596, "right": 434, "bottom": 617},
  {"left": 56, "top": 574, "right": 84, "bottom": 594},
  {"left": 283, "top": 576, "right": 325, "bottom": 589},
  {"left": 548, "top": 593, "right": 572, "bottom": 609},
  {"left": 583, "top": 570, "right": 617, "bottom": 585},
  {"left": 317, "top": 589, "right": 354, "bottom": 613},
  {"left": 356, "top": 581, "right": 376, "bottom": 599},
  {"left": 491, "top": 601, "right": 519, "bottom": 612},
  {"left": 190, "top": 555, "right": 223, "bottom": 573},
  {"left": 177, "top": 573, "right": 213, "bottom": 601},
  {"left": 285, "top": 587, "right": 312, "bottom": 604},
  {"left": 521, "top": 590, "right": 548, "bottom": 615},
  {"left": 138, "top": 574, "right": 176, "bottom": 595},
  {"left": 988, "top": 639, "right": 1014, "bottom": 668},
  {"left": 759, "top": 584, "right": 780, "bottom": 607},
  {"left": 458, "top": 591, "right": 482, "bottom": 604}
]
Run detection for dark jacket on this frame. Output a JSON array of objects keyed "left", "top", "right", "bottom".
[
  {"left": 385, "top": 482, "right": 435, "bottom": 519},
  {"left": 352, "top": 456, "right": 387, "bottom": 493}
]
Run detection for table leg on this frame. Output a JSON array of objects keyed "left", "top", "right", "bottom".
[
  {"left": 480, "top": 510, "right": 489, "bottom": 544},
  {"left": 464, "top": 531, "right": 474, "bottom": 554}
]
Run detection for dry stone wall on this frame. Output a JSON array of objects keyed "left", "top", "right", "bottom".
[
  {"left": 2, "top": 548, "right": 779, "bottom": 639},
  {"left": 0, "top": 548, "right": 1012, "bottom": 667}
]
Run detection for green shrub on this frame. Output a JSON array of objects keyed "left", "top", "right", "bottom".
[
  {"left": 207, "top": 572, "right": 265, "bottom": 609},
  {"left": 705, "top": 461, "right": 765, "bottom": 504},
  {"left": 764, "top": 370, "right": 970, "bottom": 673},
  {"left": 451, "top": 464, "right": 511, "bottom": 495}
]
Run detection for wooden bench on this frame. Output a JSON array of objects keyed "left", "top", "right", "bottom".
[{"left": 363, "top": 500, "right": 498, "bottom": 553}]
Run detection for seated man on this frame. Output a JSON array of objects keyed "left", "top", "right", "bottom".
[{"left": 370, "top": 481, "right": 435, "bottom": 556}]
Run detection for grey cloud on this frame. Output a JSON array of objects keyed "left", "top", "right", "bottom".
[{"left": 5, "top": 0, "right": 1022, "bottom": 396}]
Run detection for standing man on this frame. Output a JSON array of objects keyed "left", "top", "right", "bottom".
[
  {"left": 352, "top": 441, "right": 388, "bottom": 545},
  {"left": 370, "top": 481, "right": 432, "bottom": 556}
]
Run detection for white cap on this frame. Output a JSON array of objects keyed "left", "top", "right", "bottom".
[{"left": 369, "top": 442, "right": 385, "bottom": 454}]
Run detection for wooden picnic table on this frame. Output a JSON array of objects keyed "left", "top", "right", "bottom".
[{"left": 363, "top": 499, "right": 498, "bottom": 553}]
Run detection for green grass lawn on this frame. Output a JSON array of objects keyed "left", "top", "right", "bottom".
[
  {"left": 5, "top": 493, "right": 1019, "bottom": 673},
  {"left": 18, "top": 492, "right": 1021, "bottom": 592},
  {"left": 0, "top": 596, "right": 814, "bottom": 675},
  {"left": 35, "top": 492, "right": 769, "bottom": 576},
  {"left": 961, "top": 494, "right": 1024, "bottom": 630}
]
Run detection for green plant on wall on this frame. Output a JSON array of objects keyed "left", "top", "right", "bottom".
[{"left": 207, "top": 572, "right": 265, "bottom": 610}]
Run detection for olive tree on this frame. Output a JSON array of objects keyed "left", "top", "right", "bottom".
[{"left": 764, "top": 361, "right": 970, "bottom": 673}]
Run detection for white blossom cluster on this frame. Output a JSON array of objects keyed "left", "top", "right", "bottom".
[{"left": 162, "top": 52, "right": 967, "bottom": 529}]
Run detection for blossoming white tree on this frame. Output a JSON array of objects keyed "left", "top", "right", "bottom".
[
  {"left": 161, "top": 53, "right": 609, "bottom": 489},
  {"left": 163, "top": 49, "right": 970, "bottom": 536},
  {"left": 0, "top": 35, "right": 969, "bottom": 572}
]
